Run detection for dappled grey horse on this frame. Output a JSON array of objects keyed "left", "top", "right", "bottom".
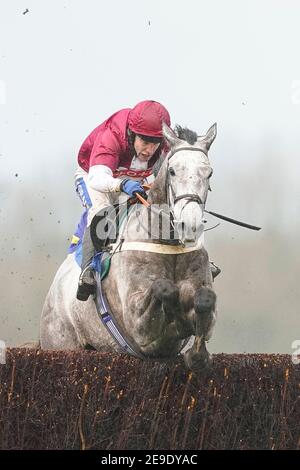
[{"left": 40, "top": 122, "right": 217, "bottom": 371}]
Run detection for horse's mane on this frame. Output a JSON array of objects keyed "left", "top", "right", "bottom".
[
  {"left": 153, "top": 125, "right": 198, "bottom": 176},
  {"left": 174, "top": 125, "right": 198, "bottom": 145}
]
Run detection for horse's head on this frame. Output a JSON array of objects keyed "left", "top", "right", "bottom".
[{"left": 150, "top": 122, "right": 217, "bottom": 246}]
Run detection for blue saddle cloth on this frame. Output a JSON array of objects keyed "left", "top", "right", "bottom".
[
  {"left": 68, "top": 209, "right": 111, "bottom": 280},
  {"left": 68, "top": 209, "right": 88, "bottom": 255}
]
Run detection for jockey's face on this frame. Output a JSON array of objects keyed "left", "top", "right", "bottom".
[{"left": 134, "top": 135, "right": 160, "bottom": 162}]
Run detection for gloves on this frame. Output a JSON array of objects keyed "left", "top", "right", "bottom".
[{"left": 120, "top": 179, "right": 147, "bottom": 198}]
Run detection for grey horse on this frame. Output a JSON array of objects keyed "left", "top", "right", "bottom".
[{"left": 40, "top": 122, "right": 217, "bottom": 371}]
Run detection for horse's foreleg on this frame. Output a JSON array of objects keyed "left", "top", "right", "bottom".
[
  {"left": 194, "top": 286, "right": 217, "bottom": 341},
  {"left": 184, "top": 286, "right": 217, "bottom": 371},
  {"left": 130, "top": 278, "right": 187, "bottom": 352}
]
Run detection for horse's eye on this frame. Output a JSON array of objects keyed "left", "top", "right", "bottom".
[{"left": 169, "top": 167, "right": 176, "bottom": 176}]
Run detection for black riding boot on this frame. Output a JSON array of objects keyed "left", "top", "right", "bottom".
[
  {"left": 210, "top": 261, "right": 221, "bottom": 280},
  {"left": 76, "top": 227, "right": 97, "bottom": 301}
]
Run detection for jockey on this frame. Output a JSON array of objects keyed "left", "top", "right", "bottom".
[{"left": 75, "top": 100, "right": 170, "bottom": 301}]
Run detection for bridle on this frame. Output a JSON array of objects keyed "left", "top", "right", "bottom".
[
  {"left": 134, "top": 145, "right": 262, "bottom": 239},
  {"left": 133, "top": 145, "right": 211, "bottom": 245},
  {"left": 166, "top": 145, "right": 211, "bottom": 225}
]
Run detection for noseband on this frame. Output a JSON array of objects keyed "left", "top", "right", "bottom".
[{"left": 173, "top": 193, "right": 203, "bottom": 205}]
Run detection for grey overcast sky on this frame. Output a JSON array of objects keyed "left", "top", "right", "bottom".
[{"left": 0, "top": 0, "right": 299, "bottom": 352}]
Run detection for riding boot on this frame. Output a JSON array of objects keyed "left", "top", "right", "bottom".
[
  {"left": 210, "top": 261, "right": 221, "bottom": 280},
  {"left": 76, "top": 227, "right": 97, "bottom": 301}
]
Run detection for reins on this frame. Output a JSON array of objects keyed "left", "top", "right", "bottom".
[{"left": 134, "top": 146, "right": 261, "bottom": 231}]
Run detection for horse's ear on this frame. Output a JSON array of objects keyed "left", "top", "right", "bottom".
[
  {"left": 197, "top": 123, "right": 217, "bottom": 151},
  {"left": 162, "top": 122, "right": 181, "bottom": 147}
]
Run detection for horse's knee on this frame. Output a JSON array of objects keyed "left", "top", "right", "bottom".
[
  {"left": 152, "top": 279, "right": 179, "bottom": 304},
  {"left": 194, "top": 286, "right": 216, "bottom": 314}
]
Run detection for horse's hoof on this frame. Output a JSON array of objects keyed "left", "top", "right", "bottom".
[
  {"left": 183, "top": 348, "right": 212, "bottom": 371},
  {"left": 195, "top": 287, "right": 216, "bottom": 313}
]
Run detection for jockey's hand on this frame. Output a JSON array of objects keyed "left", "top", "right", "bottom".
[{"left": 120, "top": 179, "right": 147, "bottom": 199}]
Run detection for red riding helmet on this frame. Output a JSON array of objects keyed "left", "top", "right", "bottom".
[{"left": 128, "top": 100, "right": 171, "bottom": 138}]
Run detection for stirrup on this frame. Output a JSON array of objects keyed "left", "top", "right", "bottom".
[{"left": 76, "top": 267, "right": 96, "bottom": 301}]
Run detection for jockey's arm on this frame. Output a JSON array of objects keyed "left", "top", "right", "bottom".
[{"left": 88, "top": 165, "right": 122, "bottom": 193}]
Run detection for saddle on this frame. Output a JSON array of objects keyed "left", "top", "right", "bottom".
[
  {"left": 90, "top": 201, "right": 133, "bottom": 253},
  {"left": 68, "top": 201, "right": 133, "bottom": 280}
]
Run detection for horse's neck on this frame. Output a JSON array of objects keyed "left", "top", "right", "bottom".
[
  {"left": 121, "top": 167, "right": 170, "bottom": 243},
  {"left": 147, "top": 163, "right": 168, "bottom": 206},
  {"left": 122, "top": 205, "right": 151, "bottom": 242}
]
